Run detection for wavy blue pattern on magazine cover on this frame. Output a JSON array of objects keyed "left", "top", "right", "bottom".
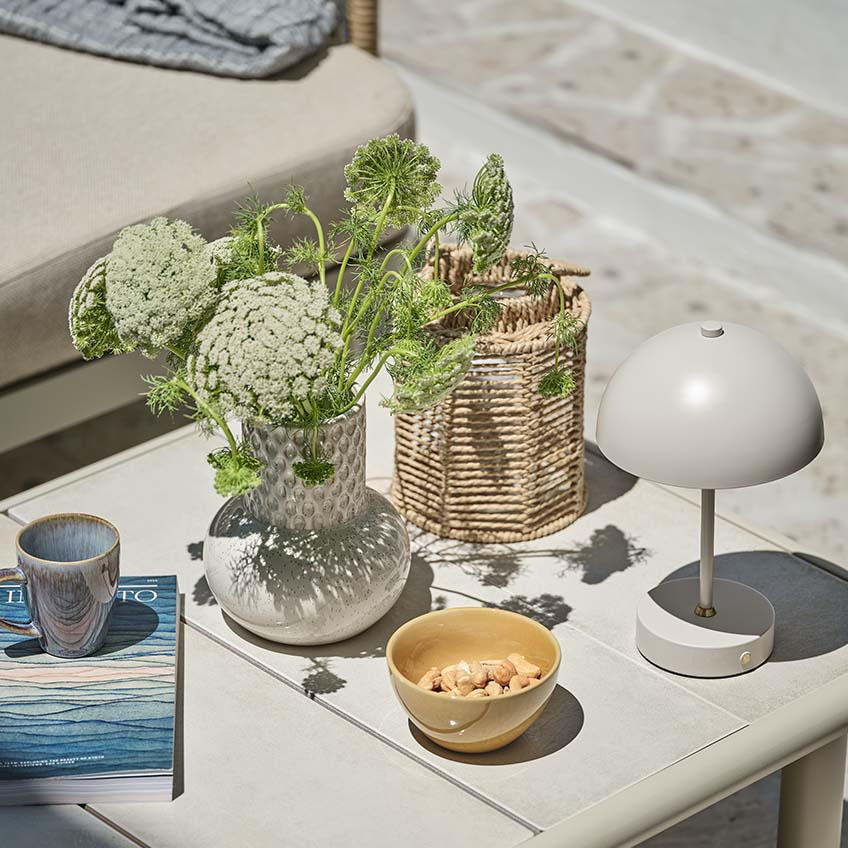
[{"left": 0, "top": 576, "right": 177, "bottom": 780}]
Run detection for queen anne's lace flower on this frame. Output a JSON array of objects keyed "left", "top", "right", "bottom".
[
  {"left": 105, "top": 217, "right": 218, "bottom": 353},
  {"left": 344, "top": 135, "right": 441, "bottom": 228},
  {"left": 206, "top": 236, "right": 235, "bottom": 269},
  {"left": 458, "top": 154, "right": 514, "bottom": 275},
  {"left": 187, "top": 272, "right": 343, "bottom": 422},
  {"left": 383, "top": 334, "right": 476, "bottom": 413},
  {"left": 69, "top": 256, "right": 133, "bottom": 360}
]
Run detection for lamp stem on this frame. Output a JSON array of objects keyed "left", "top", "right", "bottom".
[{"left": 696, "top": 488, "right": 717, "bottom": 617}]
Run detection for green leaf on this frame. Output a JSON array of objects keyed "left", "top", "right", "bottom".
[
  {"left": 144, "top": 373, "right": 189, "bottom": 416},
  {"left": 456, "top": 286, "right": 501, "bottom": 334},
  {"left": 206, "top": 444, "right": 264, "bottom": 497},
  {"left": 284, "top": 237, "right": 327, "bottom": 271},
  {"left": 285, "top": 184, "right": 308, "bottom": 215},
  {"left": 293, "top": 458, "right": 336, "bottom": 486},
  {"left": 551, "top": 311, "right": 582, "bottom": 350},
  {"left": 510, "top": 243, "right": 555, "bottom": 297},
  {"left": 538, "top": 366, "right": 576, "bottom": 398}
]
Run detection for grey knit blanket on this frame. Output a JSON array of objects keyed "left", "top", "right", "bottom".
[{"left": 0, "top": 0, "right": 339, "bottom": 77}]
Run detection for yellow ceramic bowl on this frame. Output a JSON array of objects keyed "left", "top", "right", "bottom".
[{"left": 386, "top": 607, "right": 561, "bottom": 753}]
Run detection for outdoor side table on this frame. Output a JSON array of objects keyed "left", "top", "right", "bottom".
[{"left": 1, "top": 387, "right": 846, "bottom": 848}]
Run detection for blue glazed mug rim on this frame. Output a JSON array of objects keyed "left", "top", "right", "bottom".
[{"left": 16, "top": 513, "right": 120, "bottom": 566}]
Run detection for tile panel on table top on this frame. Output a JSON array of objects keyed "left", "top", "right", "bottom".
[
  {"left": 0, "top": 514, "right": 18, "bottom": 549},
  {"left": 90, "top": 626, "right": 531, "bottom": 848}
]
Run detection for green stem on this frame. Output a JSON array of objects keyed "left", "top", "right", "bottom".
[
  {"left": 257, "top": 217, "right": 266, "bottom": 275},
  {"left": 367, "top": 186, "right": 395, "bottom": 261},
  {"left": 333, "top": 237, "right": 357, "bottom": 306},
  {"left": 343, "top": 268, "right": 404, "bottom": 341},
  {"left": 165, "top": 343, "right": 187, "bottom": 360},
  {"left": 425, "top": 277, "right": 516, "bottom": 324},
  {"left": 553, "top": 278, "right": 566, "bottom": 368},
  {"left": 378, "top": 246, "right": 415, "bottom": 277},
  {"left": 344, "top": 191, "right": 396, "bottom": 326},
  {"left": 338, "top": 268, "right": 407, "bottom": 393},
  {"left": 309, "top": 394, "right": 320, "bottom": 462},
  {"left": 173, "top": 376, "right": 239, "bottom": 457},
  {"left": 408, "top": 212, "right": 459, "bottom": 266},
  {"left": 341, "top": 348, "right": 399, "bottom": 414},
  {"left": 303, "top": 207, "right": 326, "bottom": 287},
  {"left": 255, "top": 202, "right": 290, "bottom": 275},
  {"left": 424, "top": 270, "right": 562, "bottom": 325},
  {"left": 335, "top": 190, "right": 396, "bottom": 394}
]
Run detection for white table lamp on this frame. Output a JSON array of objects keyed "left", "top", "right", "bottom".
[{"left": 596, "top": 321, "right": 824, "bottom": 677}]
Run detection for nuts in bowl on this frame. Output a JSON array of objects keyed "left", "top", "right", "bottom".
[
  {"left": 387, "top": 607, "right": 561, "bottom": 753},
  {"left": 417, "top": 654, "right": 542, "bottom": 696}
]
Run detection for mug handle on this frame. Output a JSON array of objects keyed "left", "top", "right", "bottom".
[{"left": 0, "top": 567, "right": 41, "bottom": 638}]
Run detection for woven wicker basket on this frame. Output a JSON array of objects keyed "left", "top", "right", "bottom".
[{"left": 391, "top": 245, "right": 591, "bottom": 543}]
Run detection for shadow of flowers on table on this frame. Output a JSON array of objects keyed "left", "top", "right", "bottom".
[
  {"left": 192, "top": 515, "right": 646, "bottom": 694},
  {"left": 216, "top": 546, "right": 440, "bottom": 694},
  {"left": 408, "top": 684, "right": 585, "bottom": 765},
  {"left": 301, "top": 658, "right": 347, "bottom": 696},
  {"left": 410, "top": 523, "right": 647, "bottom": 594}
]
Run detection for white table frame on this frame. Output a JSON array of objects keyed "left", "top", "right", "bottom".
[{"left": 530, "top": 674, "right": 848, "bottom": 847}]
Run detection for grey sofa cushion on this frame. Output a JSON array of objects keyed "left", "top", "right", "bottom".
[
  {"left": 0, "top": 37, "right": 414, "bottom": 389},
  {"left": 0, "top": 0, "right": 339, "bottom": 78}
]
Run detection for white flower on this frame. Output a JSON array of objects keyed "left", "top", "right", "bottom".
[
  {"left": 186, "top": 271, "right": 342, "bottom": 423},
  {"left": 206, "top": 236, "right": 235, "bottom": 269},
  {"left": 69, "top": 256, "right": 133, "bottom": 360},
  {"left": 105, "top": 217, "right": 217, "bottom": 353}
]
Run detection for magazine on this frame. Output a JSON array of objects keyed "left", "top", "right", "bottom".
[{"left": 0, "top": 575, "right": 179, "bottom": 805}]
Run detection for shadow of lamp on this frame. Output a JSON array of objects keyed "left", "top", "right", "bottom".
[{"left": 596, "top": 320, "right": 824, "bottom": 677}]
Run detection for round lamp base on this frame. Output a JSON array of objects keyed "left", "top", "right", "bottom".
[{"left": 636, "top": 577, "right": 775, "bottom": 678}]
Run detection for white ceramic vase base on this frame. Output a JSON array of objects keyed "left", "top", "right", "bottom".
[
  {"left": 204, "top": 490, "right": 410, "bottom": 646},
  {"left": 636, "top": 577, "right": 775, "bottom": 678}
]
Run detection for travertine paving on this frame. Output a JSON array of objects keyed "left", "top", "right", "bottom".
[{"left": 383, "top": 0, "right": 848, "bottom": 267}]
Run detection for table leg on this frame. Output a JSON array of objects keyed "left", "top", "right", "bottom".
[{"left": 777, "top": 733, "right": 847, "bottom": 848}]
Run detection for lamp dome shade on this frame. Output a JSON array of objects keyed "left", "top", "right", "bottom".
[{"left": 596, "top": 321, "right": 824, "bottom": 489}]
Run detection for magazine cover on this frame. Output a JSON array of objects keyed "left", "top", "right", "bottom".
[{"left": 0, "top": 575, "right": 178, "bottom": 800}]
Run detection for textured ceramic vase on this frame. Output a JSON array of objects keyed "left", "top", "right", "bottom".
[{"left": 203, "top": 405, "right": 410, "bottom": 645}]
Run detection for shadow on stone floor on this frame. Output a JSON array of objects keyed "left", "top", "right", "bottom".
[
  {"left": 664, "top": 550, "right": 848, "bottom": 662},
  {"left": 408, "top": 684, "right": 584, "bottom": 766},
  {"left": 0, "top": 398, "right": 187, "bottom": 499},
  {"left": 642, "top": 771, "right": 848, "bottom": 847}
]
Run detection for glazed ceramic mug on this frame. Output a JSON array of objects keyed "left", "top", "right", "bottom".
[{"left": 0, "top": 513, "right": 120, "bottom": 657}]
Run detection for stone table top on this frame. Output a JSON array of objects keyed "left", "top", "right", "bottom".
[{"left": 1, "top": 382, "right": 846, "bottom": 845}]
